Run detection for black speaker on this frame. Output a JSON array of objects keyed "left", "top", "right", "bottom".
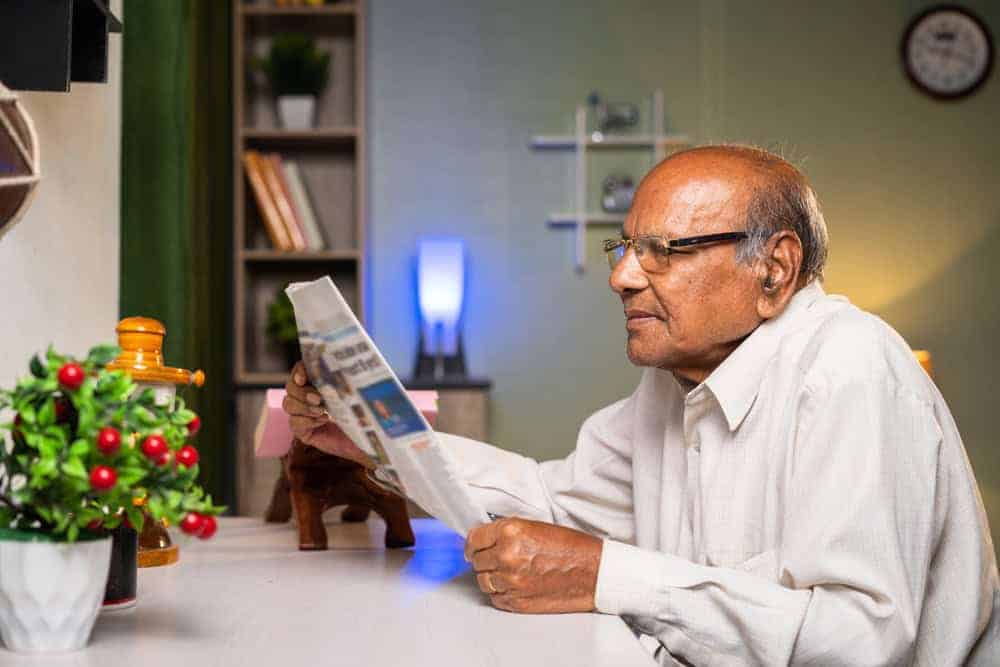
[{"left": 0, "top": 0, "right": 122, "bottom": 92}]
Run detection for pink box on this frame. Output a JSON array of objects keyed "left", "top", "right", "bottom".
[{"left": 254, "top": 388, "right": 439, "bottom": 459}]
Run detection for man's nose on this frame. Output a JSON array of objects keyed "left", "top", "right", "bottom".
[{"left": 609, "top": 247, "right": 647, "bottom": 295}]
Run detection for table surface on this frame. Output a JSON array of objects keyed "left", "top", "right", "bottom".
[{"left": 13, "top": 517, "right": 653, "bottom": 666}]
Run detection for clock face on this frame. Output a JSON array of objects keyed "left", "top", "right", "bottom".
[{"left": 902, "top": 6, "right": 994, "bottom": 99}]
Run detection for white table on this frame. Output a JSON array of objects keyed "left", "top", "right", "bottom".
[{"left": 15, "top": 517, "right": 654, "bottom": 666}]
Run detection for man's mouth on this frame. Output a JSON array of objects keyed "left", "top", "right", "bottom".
[{"left": 624, "top": 308, "right": 660, "bottom": 329}]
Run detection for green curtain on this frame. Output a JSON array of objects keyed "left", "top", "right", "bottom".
[{"left": 120, "top": 1, "right": 233, "bottom": 506}]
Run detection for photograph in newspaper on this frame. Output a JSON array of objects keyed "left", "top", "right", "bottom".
[
  {"left": 358, "top": 379, "right": 426, "bottom": 439},
  {"left": 285, "top": 276, "right": 489, "bottom": 535}
]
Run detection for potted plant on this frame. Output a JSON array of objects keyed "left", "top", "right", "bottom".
[
  {"left": 266, "top": 288, "right": 301, "bottom": 369},
  {"left": 0, "top": 344, "right": 223, "bottom": 653},
  {"left": 257, "top": 32, "right": 331, "bottom": 129}
]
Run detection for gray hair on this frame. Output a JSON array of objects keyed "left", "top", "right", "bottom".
[{"left": 673, "top": 145, "right": 830, "bottom": 283}]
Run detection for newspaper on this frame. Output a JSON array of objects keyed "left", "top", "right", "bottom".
[{"left": 285, "top": 276, "right": 489, "bottom": 536}]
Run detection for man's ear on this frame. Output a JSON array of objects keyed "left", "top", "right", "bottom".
[{"left": 755, "top": 230, "right": 803, "bottom": 320}]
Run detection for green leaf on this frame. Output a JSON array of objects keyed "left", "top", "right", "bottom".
[
  {"left": 45, "top": 344, "right": 65, "bottom": 368},
  {"left": 61, "top": 457, "right": 87, "bottom": 480},
  {"left": 147, "top": 495, "right": 165, "bottom": 517},
  {"left": 135, "top": 408, "right": 159, "bottom": 427},
  {"left": 170, "top": 409, "right": 197, "bottom": 426},
  {"left": 125, "top": 506, "right": 145, "bottom": 532},
  {"left": 29, "top": 355, "right": 47, "bottom": 379},
  {"left": 70, "top": 439, "right": 90, "bottom": 458},
  {"left": 37, "top": 436, "right": 61, "bottom": 458},
  {"left": 66, "top": 523, "right": 79, "bottom": 543},
  {"left": 117, "top": 466, "right": 146, "bottom": 486},
  {"left": 87, "top": 344, "right": 120, "bottom": 367},
  {"left": 165, "top": 490, "right": 182, "bottom": 510},
  {"left": 19, "top": 404, "right": 36, "bottom": 425},
  {"left": 37, "top": 397, "right": 55, "bottom": 427}
]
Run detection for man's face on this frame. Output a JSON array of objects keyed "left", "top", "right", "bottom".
[{"left": 609, "top": 158, "right": 762, "bottom": 381}]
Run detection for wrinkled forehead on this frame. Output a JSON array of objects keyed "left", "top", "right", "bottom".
[{"left": 623, "top": 168, "right": 749, "bottom": 239}]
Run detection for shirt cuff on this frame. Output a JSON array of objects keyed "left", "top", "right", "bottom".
[{"left": 596, "top": 538, "right": 671, "bottom": 616}]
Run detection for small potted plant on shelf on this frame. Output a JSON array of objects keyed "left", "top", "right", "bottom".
[
  {"left": 257, "top": 32, "right": 331, "bottom": 129},
  {"left": 0, "top": 344, "right": 223, "bottom": 653},
  {"left": 266, "top": 288, "right": 301, "bottom": 369}
]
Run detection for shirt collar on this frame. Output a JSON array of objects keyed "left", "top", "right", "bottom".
[{"left": 701, "top": 280, "right": 827, "bottom": 431}]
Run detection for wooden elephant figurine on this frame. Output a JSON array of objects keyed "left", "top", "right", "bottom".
[{"left": 264, "top": 438, "right": 415, "bottom": 550}]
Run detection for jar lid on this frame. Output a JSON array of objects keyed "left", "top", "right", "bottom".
[{"left": 106, "top": 317, "right": 205, "bottom": 387}]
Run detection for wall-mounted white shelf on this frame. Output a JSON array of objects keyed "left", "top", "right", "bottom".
[{"left": 529, "top": 90, "right": 690, "bottom": 271}]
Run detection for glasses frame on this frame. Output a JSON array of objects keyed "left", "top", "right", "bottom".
[{"left": 603, "top": 231, "right": 749, "bottom": 272}]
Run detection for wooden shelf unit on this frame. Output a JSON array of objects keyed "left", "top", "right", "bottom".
[
  {"left": 232, "top": 0, "right": 368, "bottom": 513},
  {"left": 241, "top": 126, "right": 358, "bottom": 144}
]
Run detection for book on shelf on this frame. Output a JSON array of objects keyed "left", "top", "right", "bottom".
[
  {"left": 242, "top": 150, "right": 292, "bottom": 251},
  {"left": 282, "top": 160, "right": 326, "bottom": 251},
  {"left": 260, "top": 153, "right": 307, "bottom": 251}
]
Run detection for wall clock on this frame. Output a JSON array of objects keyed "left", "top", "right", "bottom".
[{"left": 901, "top": 5, "right": 994, "bottom": 99}]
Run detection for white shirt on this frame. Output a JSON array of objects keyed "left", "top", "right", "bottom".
[{"left": 441, "top": 282, "right": 999, "bottom": 665}]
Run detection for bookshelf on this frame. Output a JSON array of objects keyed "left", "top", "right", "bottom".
[{"left": 232, "top": 0, "right": 366, "bottom": 514}]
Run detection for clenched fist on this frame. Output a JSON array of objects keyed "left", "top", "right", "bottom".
[
  {"left": 465, "top": 517, "right": 603, "bottom": 614},
  {"left": 282, "top": 362, "right": 374, "bottom": 468}
]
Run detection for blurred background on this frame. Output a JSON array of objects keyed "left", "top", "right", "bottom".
[{"left": 1, "top": 0, "right": 997, "bottom": 554}]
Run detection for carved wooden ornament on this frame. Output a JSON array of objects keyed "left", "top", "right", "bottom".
[{"left": 0, "top": 81, "right": 40, "bottom": 240}]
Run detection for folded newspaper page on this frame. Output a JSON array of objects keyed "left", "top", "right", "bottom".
[{"left": 285, "top": 276, "right": 489, "bottom": 536}]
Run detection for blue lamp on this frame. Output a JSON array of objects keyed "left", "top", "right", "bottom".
[{"left": 414, "top": 239, "right": 467, "bottom": 380}]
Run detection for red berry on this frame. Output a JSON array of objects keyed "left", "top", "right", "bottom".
[
  {"left": 54, "top": 398, "right": 73, "bottom": 423},
  {"left": 179, "top": 513, "right": 205, "bottom": 535},
  {"left": 58, "top": 363, "right": 85, "bottom": 391},
  {"left": 187, "top": 415, "right": 201, "bottom": 436},
  {"left": 155, "top": 451, "right": 172, "bottom": 467},
  {"left": 97, "top": 427, "right": 122, "bottom": 455},
  {"left": 197, "top": 515, "right": 217, "bottom": 540},
  {"left": 86, "top": 519, "right": 103, "bottom": 531},
  {"left": 89, "top": 465, "right": 117, "bottom": 491},
  {"left": 176, "top": 445, "right": 199, "bottom": 468},
  {"left": 141, "top": 434, "right": 168, "bottom": 460}
]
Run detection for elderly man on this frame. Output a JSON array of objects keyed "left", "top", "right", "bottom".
[{"left": 283, "top": 145, "right": 998, "bottom": 665}]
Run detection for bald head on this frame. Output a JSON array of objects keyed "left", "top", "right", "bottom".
[{"left": 641, "top": 145, "right": 829, "bottom": 283}]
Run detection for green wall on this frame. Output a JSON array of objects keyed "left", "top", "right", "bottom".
[{"left": 369, "top": 1, "right": 999, "bottom": 543}]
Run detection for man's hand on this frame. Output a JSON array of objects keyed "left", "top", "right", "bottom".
[
  {"left": 465, "top": 517, "right": 603, "bottom": 614},
  {"left": 283, "top": 362, "right": 375, "bottom": 468}
]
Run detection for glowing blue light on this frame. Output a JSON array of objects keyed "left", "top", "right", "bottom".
[{"left": 417, "top": 239, "right": 465, "bottom": 356}]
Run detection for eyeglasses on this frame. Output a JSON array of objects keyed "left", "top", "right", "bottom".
[{"left": 603, "top": 231, "right": 748, "bottom": 272}]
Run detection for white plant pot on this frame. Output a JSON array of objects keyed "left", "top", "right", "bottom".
[
  {"left": 277, "top": 95, "right": 316, "bottom": 130},
  {"left": 0, "top": 535, "right": 112, "bottom": 652}
]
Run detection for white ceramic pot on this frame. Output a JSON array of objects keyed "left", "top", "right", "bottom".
[
  {"left": 0, "top": 535, "right": 112, "bottom": 652},
  {"left": 277, "top": 95, "right": 316, "bottom": 129}
]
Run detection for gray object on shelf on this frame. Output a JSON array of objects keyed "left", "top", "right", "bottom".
[
  {"left": 587, "top": 91, "right": 639, "bottom": 134},
  {"left": 601, "top": 174, "right": 635, "bottom": 214}
]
